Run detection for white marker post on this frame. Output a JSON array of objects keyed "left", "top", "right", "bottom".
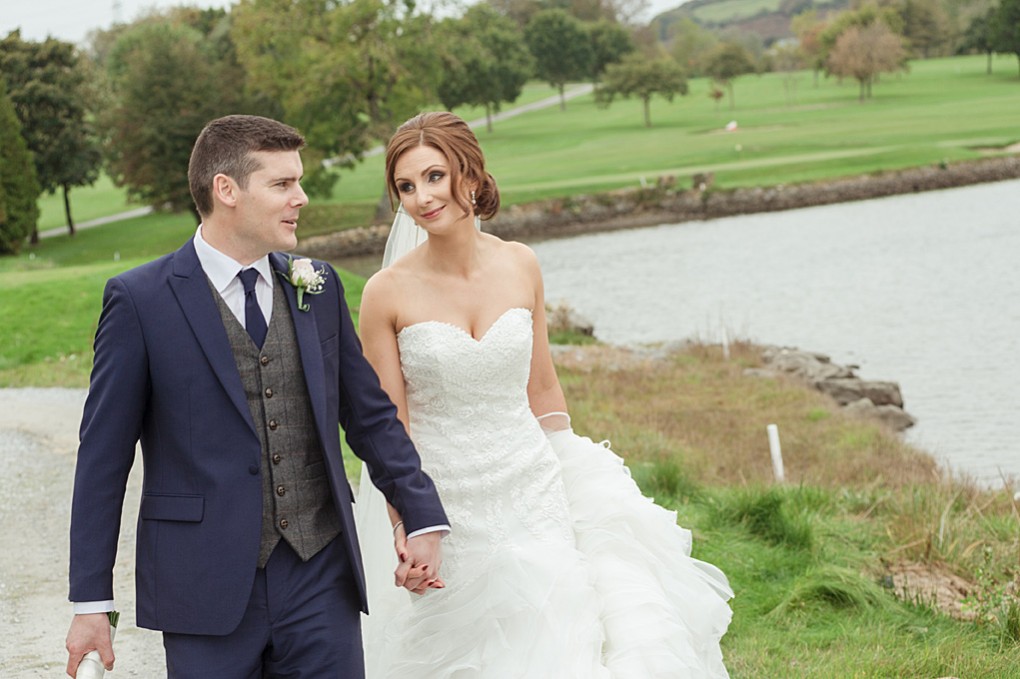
[{"left": 767, "top": 424, "right": 785, "bottom": 483}]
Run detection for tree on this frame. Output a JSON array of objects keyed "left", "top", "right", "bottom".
[
  {"left": 233, "top": 0, "right": 442, "bottom": 195},
  {"left": 0, "top": 79, "right": 41, "bottom": 255},
  {"left": 819, "top": 5, "right": 905, "bottom": 66},
  {"left": 769, "top": 42, "right": 805, "bottom": 105},
  {"left": 587, "top": 19, "right": 634, "bottom": 86},
  {"left": 436, "top": 5, "right": 534, "bottom": 132},
  {"left": 524, "top": 9, "right": 593, "bottom": 109},
  {"left": 596, "top": 54, "right": 688, "bottom": 127},
  {"left": 101, "top": 20, "right": 245, "bottom": 221},
  {"left": 791, "top": 10, "right": 828, "bottom": 86},
  {"left": 703, "top": 42, "right": 756, "bottom": 110},
  {"left": 827, "top": 23, "right": 908, "bottom": 101},
  {"left": 992, "top": 0, "right": 1020, "bottom": 76},
  {"left": 0, "top": 31, "right": 102, "bottom": 240},
  {"left": 960, "top": 8, "right": 997, "bottom": 74},
  {"left": 897, "top": 0, "right": 952, "bottom": 58},
  {"left": 668, "top": 17, "right": 719, "bottom": 77}
]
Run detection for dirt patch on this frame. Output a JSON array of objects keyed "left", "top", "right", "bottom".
[{"left": 884, "top": 561, "right": 975, "bottom": 620}]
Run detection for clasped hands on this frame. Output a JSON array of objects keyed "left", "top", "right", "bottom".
[{"left": 392, "top": 523, "right": 445, "bottom": 595}]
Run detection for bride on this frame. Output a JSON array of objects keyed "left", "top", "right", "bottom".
[{"left": 356, "top": 111, "right": 733, "bottom": 678}]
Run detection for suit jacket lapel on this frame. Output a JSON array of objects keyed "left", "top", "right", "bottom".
[
  {"left": 168, "top": 239, "right": 255, "bottom": 435},
  {"left": 271, "top": 253, "right": 329, "bottom": 440}
]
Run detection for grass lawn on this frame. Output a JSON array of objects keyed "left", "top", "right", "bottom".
[
  {"left": 36, "top": 172, "right": 135, "bottom": 232},
  {"left": 0, "top": 209, "right": 368, "bottom": 386},
  {"left": 23, "top": 55, "right": 1020, "bottom": 235},
  {"left": 327, "top": 54, "right": 1020, "bottom": 216}
]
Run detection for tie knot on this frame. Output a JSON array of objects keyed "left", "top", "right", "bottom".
[{"left": 238, "top": 268, "right": 260, "bottom": 294}]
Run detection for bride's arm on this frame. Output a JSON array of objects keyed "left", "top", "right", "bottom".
[
  {"left": 519, "top": 245, "right": 571, "bottom": 430},
  {"left": 360, "top": 273, "right": 443, "bottom": 591},
  {"left": 359, "top": 272, "right": 411, "bottom": 434}
]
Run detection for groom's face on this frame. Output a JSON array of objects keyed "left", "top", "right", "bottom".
[{"left": 233, "top": 150, "right": 308, "bottom": 258}]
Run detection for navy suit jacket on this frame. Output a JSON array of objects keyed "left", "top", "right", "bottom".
[{"left": 69, "top": 239, "right": 447, "bottom": 635}]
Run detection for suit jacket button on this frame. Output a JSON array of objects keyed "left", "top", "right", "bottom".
[
  {"left": 279, "top": 518, "right": 289, "bottom": 529},
  {"left": 264, "top": 388, "right": 273, "bottom": 398},
  {"left": 276, "top": 485, "right": 286, "bottom": 497},
  {"left": 260, "top": 355, "right": 270, "bottom": 366},
  {"left": 248, "top": 465, "right": 258, "bottom": 475},
  {"left": 272, "top": 453, "right": 282, "bottom": 465},
  {"left": 268, "top": 419, "right": 279, "bottom": 431}
]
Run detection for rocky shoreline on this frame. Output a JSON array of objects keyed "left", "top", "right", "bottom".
[
  {"left": 299, "top": 155, "right": 1020, "bottom": 260},
  {"left": 748, "top": 346, "right": 916, "bottom": 432}
]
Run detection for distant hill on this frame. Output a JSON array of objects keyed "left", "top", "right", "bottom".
[{"left": 653, "top": 0, "right": 849, "bottom": 43}]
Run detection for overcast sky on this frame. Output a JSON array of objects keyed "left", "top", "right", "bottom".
[{"left": 3, "top": 0, "right": 680, "bottom": 46}]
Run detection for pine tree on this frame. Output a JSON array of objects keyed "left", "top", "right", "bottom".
[{"left": 0, "top": 79, "right": 41, "bottom": 255}]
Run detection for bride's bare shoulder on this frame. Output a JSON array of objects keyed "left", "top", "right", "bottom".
[
  {"left": 362, "top": 264, "right": 403, "bottom": 311},
  {"left": 501, "top": 239, "right": 543, "bottom": 280},
  {"left": 489, "top": 236, "right": 539, "bottom": 268}
]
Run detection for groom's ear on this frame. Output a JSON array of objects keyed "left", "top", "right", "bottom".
[{"left": 212, "top": 173, "right": 239, "bottom": 210}]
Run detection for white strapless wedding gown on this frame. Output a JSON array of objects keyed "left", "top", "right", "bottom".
[{"left": 358, "top": 307, "right": 732, "bottom": 678}]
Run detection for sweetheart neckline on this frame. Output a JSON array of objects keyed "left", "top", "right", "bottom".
[{"left": 397, "top": 307, "right": 532, "bottom": 343}]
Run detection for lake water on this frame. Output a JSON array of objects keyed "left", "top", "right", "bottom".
[{"left": 532, "top": 180, "right": 1020, "bottom": 486}]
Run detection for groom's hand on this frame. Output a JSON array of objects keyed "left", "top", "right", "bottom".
[
  {"left": 396, "top": 531, "right": 443, "bottom": 594},
  {"left": 65, "top": 613, "right": 114, "bottom": 677}
]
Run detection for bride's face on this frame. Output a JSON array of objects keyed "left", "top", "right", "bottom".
[{"left": 393, "top": 145, "right": 473, "bottom": 234}]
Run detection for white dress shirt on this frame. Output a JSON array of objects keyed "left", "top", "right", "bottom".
[{"left": 193, "top": 225, "right": 274, "bottom": 326}]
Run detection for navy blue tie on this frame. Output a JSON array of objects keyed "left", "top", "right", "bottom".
[{"left": 238, "top": 269, "right": 267, "bottom": 348}]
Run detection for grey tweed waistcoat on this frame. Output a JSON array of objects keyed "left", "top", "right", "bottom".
[{"left": 209, "top": 277, "right": 340, "bottom": 567}]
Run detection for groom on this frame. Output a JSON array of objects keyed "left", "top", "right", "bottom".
[{"left": 64, "top": 115, "right": 448, "bottom": 677}]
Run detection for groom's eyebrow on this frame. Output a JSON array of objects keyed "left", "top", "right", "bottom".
[{"left": 265, "top": 173, "right": 302, "bottom": 184}]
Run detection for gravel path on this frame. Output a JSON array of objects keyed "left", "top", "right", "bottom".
[{"left": 0, "top": 388, "right": 164, "bottom": 676}]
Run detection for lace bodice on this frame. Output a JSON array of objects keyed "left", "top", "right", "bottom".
[{"left": 396, "top": 307, "right": 573, "bottom": 580}]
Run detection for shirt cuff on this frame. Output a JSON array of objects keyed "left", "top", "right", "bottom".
[
  {"left": 73, "top": 600, "right": 115, "bottom": 615},
  {"left": 406, "top": 524, "right": 451, "bottom": 539}
]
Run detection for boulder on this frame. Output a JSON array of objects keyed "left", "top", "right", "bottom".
[{"left": 757, "top": 345, "right": 915, "bottom": 431}]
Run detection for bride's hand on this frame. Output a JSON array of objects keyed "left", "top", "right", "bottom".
[{"left": 395, "top": 530, "right": 445, "bottom": 594}]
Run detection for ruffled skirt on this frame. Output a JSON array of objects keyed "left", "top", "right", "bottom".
[{"left": 358, "top": 431, "right": 732, "bottom": 678}]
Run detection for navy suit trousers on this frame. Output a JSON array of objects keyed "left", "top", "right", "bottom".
[{"left": 163, "top": 537, "right": 364, "bottom": 678}]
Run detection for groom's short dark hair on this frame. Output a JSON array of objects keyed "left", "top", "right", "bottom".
[{"left": 189, "top": 115, "right": 305, "bottom": 217}]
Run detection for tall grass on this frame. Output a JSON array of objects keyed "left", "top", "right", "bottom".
[{"left": 558, "top": 341, "right": 1020, "bottom": 675}]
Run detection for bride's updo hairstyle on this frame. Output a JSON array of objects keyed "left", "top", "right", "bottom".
[{"left": 385, "top": 111, "right": 500, "bottom": 221}]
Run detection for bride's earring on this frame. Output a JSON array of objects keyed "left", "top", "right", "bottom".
[{"left": 470, "top": 190, "right": 476, "bottom": 206}]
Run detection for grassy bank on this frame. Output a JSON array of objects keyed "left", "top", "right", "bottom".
[{"left": 558, "top": 343, "right": 1020, "bottom": 676}]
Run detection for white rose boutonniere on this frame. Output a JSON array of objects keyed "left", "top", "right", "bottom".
[{"left": 279, "top": 256, "right": 327, "bottom": 311}]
